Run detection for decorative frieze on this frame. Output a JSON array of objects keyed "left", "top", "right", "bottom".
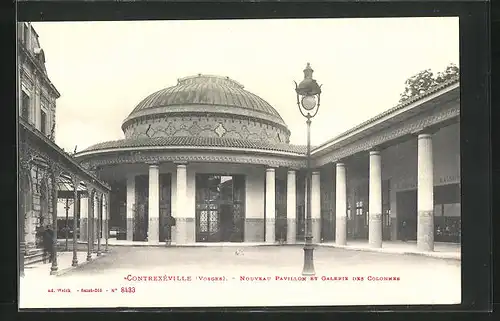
[{"left": 123, "top": 115, "right": 290, "bottom": 144}]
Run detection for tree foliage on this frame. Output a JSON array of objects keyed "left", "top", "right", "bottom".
[{"left": 399, "top": 63, "right": 459, "bottom": 103}]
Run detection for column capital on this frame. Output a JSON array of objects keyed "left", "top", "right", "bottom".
[
  {"left": 417, "top": 132, "right": 434, "bottom": 140},
  {"left": 146, "top": 162, "right": 160, "bottom": 167},
  {"left": 312, "top": 171, "right": 321, "bottom": 176},
  {"left": 369, "top": 148, "right": 381, "bottom": 156},
  {"left": 266, "top": 167, "right": 276, "bottom": 173},
  {"left": 87, "top": 185, "right": 95, "bottom": 195},
  {"left": 336, "top": 162, "right": 346, "bottom": 168},
  {"left": 413, "top": 127, "right": 438, "bottom": 137},
  {"left": 174, "top": 161, "right": 188, "bottom": 165},
  {"left": 70, "top": 174, "right": 80, "bottom": 187},
  {"left": 287, "top": 169, "right": 296, "bottom": 175}
]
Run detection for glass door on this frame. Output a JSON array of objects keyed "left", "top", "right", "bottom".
[
  {"left": 196, "top": 175, "right": 220, "bottom": 242},
  {"left": 195, "top": 174, "right": 245, "bottom": 242}
]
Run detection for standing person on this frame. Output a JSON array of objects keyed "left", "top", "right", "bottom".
[
  {"left": 42, "top": 225, "right": 54, "bottom": 264},
  {"left": 401, "top": 220, "right": 408, "bottom": 242},
  {"left": 164, "top": 215, "right": 175, "bottom": 246}
]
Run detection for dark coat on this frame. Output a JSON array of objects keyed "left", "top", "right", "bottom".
[
  {"left": 43, "top": 228, "right": 54, "bottom": 250},
  {"left": 166, "top": 215, "right": 176, "bottom": 227}
]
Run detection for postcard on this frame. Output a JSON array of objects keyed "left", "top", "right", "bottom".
[{"left": 18, "top": 17, "right": 461, "bottom": 308}]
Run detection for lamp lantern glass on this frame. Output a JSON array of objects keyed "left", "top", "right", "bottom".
[{"left": 301, "top": 95, "right": 317, "bottom": 110}]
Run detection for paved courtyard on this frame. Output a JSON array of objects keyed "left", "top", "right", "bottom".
[{"left": 20, "top": 245, "right": 461, "bottom": 308}]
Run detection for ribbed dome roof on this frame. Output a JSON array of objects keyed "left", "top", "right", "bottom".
[{"left": 123, "top": 74, "right": 287, "bottom": 128}]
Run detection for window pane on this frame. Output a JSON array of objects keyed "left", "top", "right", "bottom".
[
  {"left": 434, "top": 204, "right": 442, "bottom": 216},
  {"left": 41, "top": 110, "right": 47, "bottom": 134},
  {"left": 443, "top": 203, "right": 461, "bottom": 217},
  {"left": 21, "top": 92, "right": 30, "bottom": 119}
]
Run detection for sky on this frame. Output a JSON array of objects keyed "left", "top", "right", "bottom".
[{"left": 30, "top": 18, "right": 459, "bottom": 151}]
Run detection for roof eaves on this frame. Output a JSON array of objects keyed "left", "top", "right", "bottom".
[{"left": 311, "top": 76, "right": 459, "bottom": 152}]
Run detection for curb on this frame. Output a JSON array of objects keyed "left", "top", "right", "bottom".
[
  {"left": 103, "top": 243, "right": 286, "bottom": 248},
  {"left": 54, "top": 252, "right": 110, "bottom": 276},
  {"left": 317, "top": 244, "right": 461, "bottom": 261}
]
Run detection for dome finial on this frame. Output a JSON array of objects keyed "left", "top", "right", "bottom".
[{"left": 303, "top": 63, "right": 314, "bottom": 79}]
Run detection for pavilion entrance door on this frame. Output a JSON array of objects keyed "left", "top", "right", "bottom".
[{"left": 195, "top": 174, "right": 245, "bottom": 242}]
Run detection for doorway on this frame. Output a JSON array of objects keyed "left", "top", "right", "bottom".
[
  {"left": 195, "top": 174, "right": 245, "bottom": 242},
  {"left": 396, "top": 189, "right": 417, "bottom": 241}
]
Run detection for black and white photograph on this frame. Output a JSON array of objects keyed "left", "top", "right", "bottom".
[{"left": 18, "top": 17, "right": 461, "bottom": 308}]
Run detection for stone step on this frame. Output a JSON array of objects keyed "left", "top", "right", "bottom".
[{"left": 24, "top": 249, "right": 45, "bottom": 265}]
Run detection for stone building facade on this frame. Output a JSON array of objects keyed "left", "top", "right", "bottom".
[{"left": 18, "top": 22, "right": 61, "bottom": 248}]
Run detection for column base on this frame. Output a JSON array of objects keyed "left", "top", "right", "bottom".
[
  {"left": 335, "top": 216, "right": 347, "bottom": 246},
  {"left": 244, "top": 218, "right": 265, "bottom": 242},
  {"left": 286, "top": 219, "right": 296, "bottom": 244},
  {"left": 265, "top": 218, "right": 275, "bottom": 243},
  {"left": 369, "top": 214, "right": 383, "bottom": 248},
  {"left": 86, "top": 253, "right": 92, "bottom": 261},
  {"left": 148, "top": 217, "right": 160, "bottom": 244},
  {"left": 173, "top": 218, "right": 195, "bottom": 244},
  {"left": 417, "top": 210, "right": 434, "bottom": 252}
]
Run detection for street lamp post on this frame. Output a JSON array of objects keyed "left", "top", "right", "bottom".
[{"left": 295, "top": 63, "right": 322, "bottom": 276}]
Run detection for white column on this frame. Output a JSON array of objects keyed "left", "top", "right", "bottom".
[
  {"left": 175, "top": 164, "right": 185, "bottom": 243},
  {"left": 126, "top": 174, "right": 135, "bottom": 241},
  {"left": 417, "top": 133, "right": 434, "bottom": 252},
  {"left": 148, "top": 164, "right": 160, "bottom": 244},
  {"left": 174, "top": 163, "right": 193, "bottom": 244},
  {"left": 335, "top": 163, "right": 347, "bottom": 245},
  {"left": 286, "top": 170, "right": 297, "bottom": 244},
  {"left": 311, "top": 171, "right": 321, "bottom": 243},
  {"left": 265, "top": 167, "right": 276, "bottom": 243},
  {"left": 79, "top": 195, "right": 88, "bottom": 242},
  {"left": 369, "top": 150, "right": 383, "bottom": 248}
]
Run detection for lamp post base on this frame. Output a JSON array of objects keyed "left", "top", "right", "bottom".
[{"left": 301, "top": 235, "right": 315, "bottom": 276}]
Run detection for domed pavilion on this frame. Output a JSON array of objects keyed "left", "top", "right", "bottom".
[{"left": 75, "top": 74, "right": 309, "bottom": 244}]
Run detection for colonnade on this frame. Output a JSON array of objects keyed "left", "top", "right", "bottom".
[
  {"left": 333, "top": 132, "right": 435, "bottom": 251},
  {"left": 116, "top": 132, "right": 435, "bottom": 251},
  {"left": 77, "top": 187, "right": 110, "bottom": 259}
]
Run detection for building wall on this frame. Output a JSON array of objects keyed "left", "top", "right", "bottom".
[
  {"left": 18, "top": 22, "right": 57, "bottom": 137},
  {"left": 19, "top": 23, "right": 60, "bottom": 248}
]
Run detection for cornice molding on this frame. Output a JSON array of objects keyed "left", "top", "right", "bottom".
[
  {"left": 80, "top": 151, "right": 306, "bottom": 170},
  {"left": 313, "top": 104, "right": 459, "bottom": 167}
]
